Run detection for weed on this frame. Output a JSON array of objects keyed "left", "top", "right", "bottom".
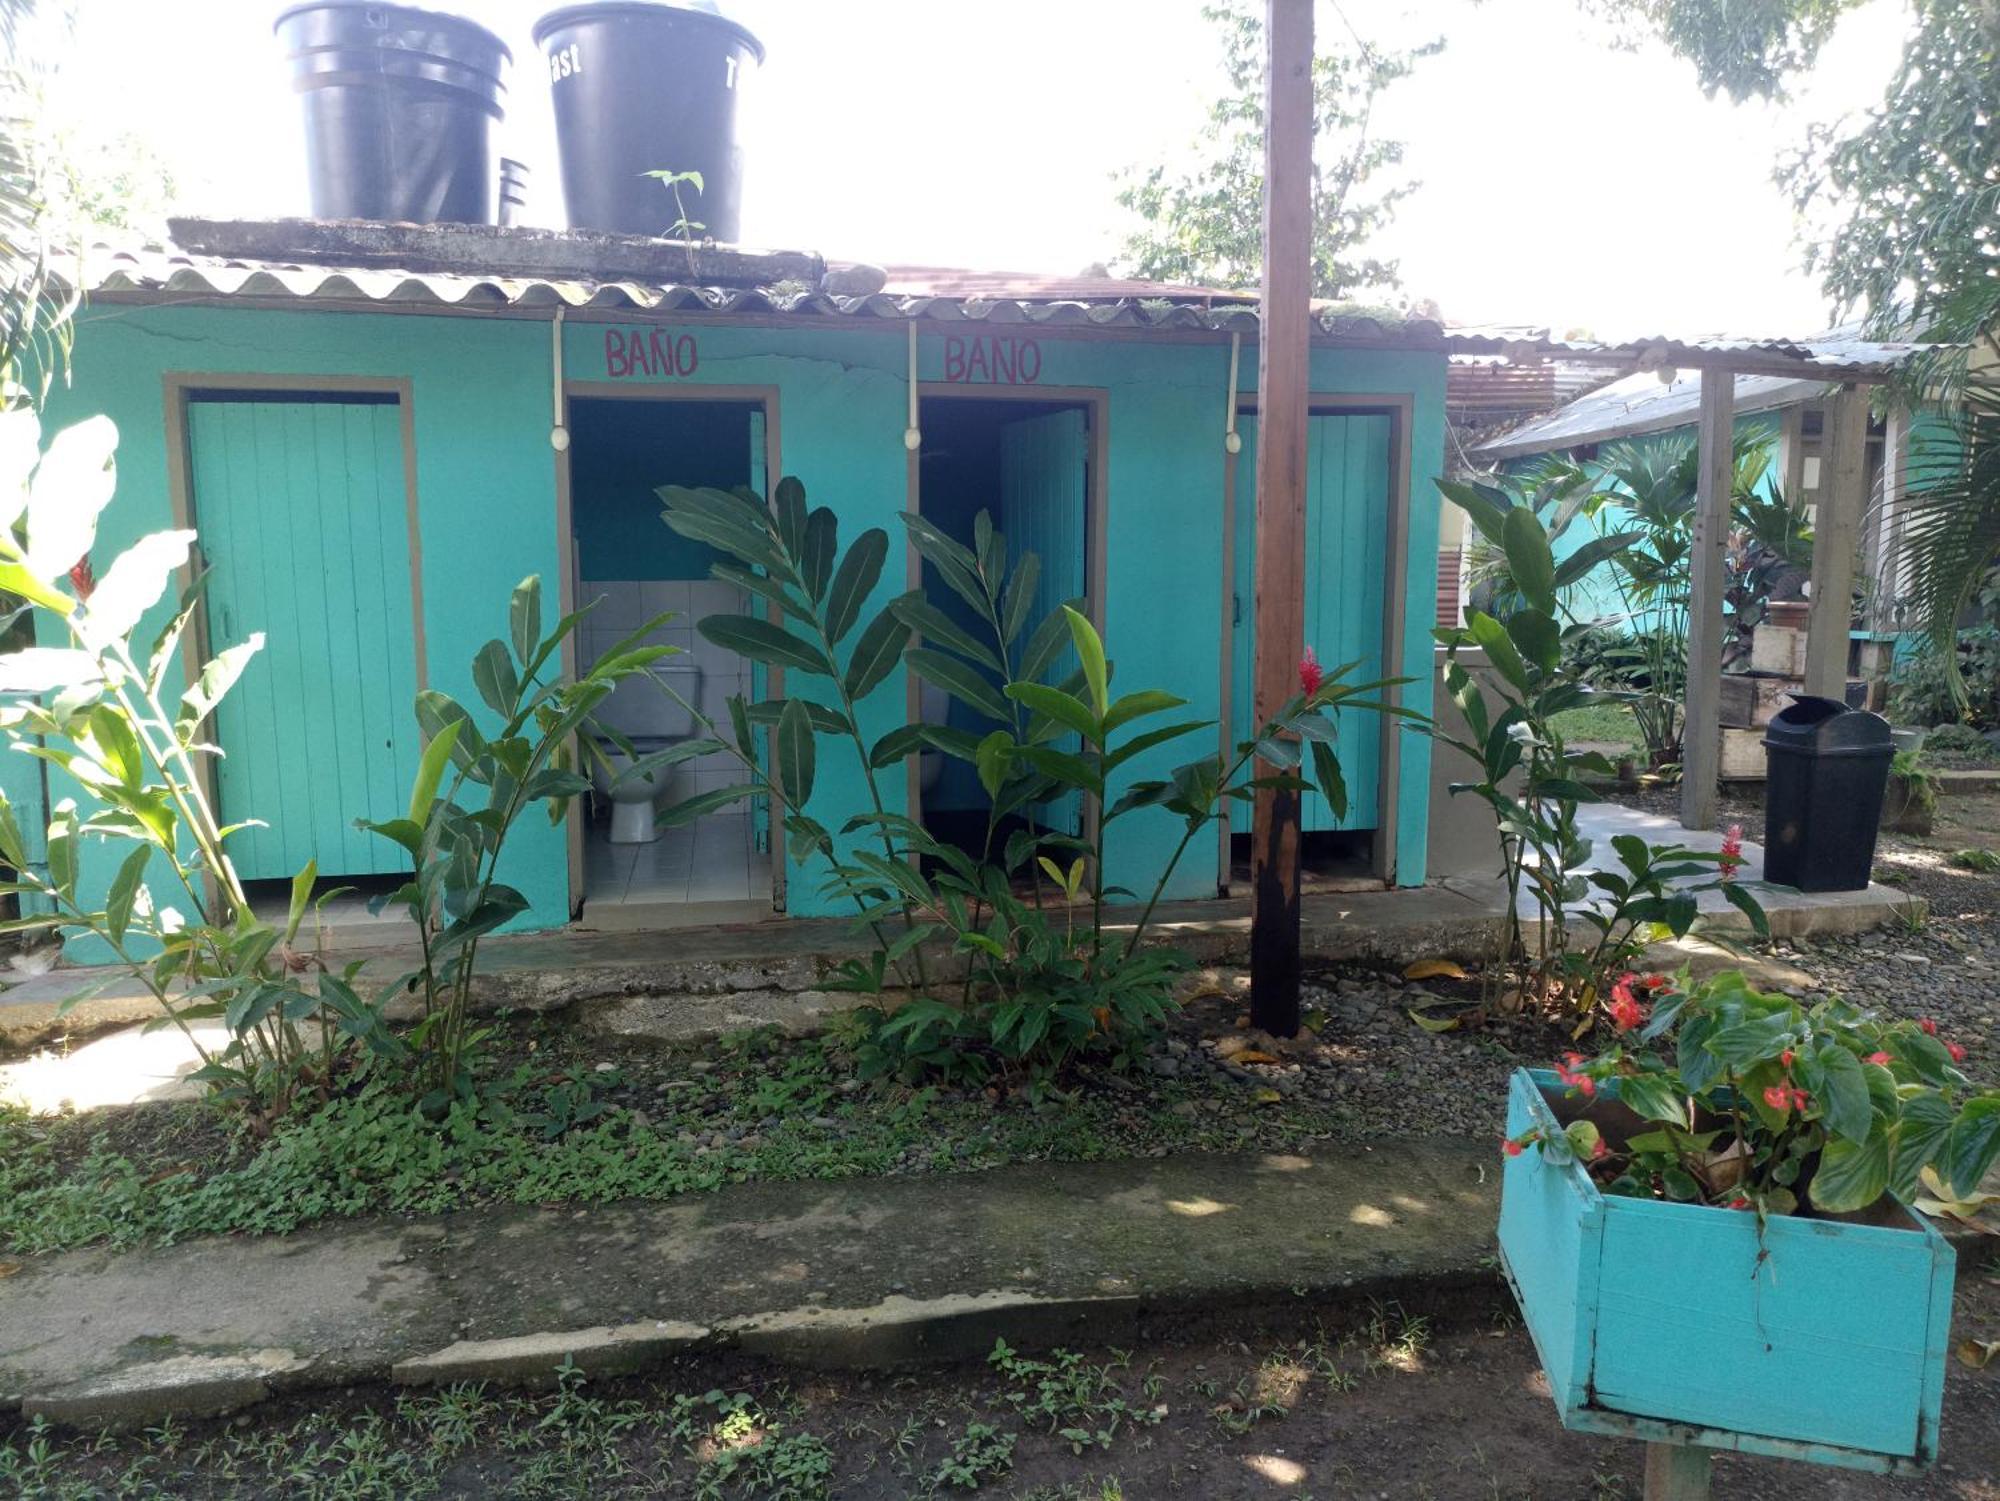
[
  {"left": 927, "top": 1421, "right": 1017, "bottom": 1491},
  {"left": 1952, "top": 847, "right": 2000, "bottom": 872},
  {"left": 988, "top": 1340, "right": 1162, "bottom": 1455}
]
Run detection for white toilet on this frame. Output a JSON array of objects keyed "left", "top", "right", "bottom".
[{"left": 590, "top": 658, "right": 706, "bottom": 843}]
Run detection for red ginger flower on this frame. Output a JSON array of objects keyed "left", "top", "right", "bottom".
[
  {"left": 1502, "top": 1136, "right": 1524, "bottom": 1158},
  {"left": 1728, "top": 1196, "right": 1752, "bottom": 1211},
  {"left": 67, "top": 555, "right": 94, "bottom": 601},
  {"left": 1608, "top": 989, "right": 1648, "bottom": 1033},
  {"left": 1867, "top": 1051, "right": 1892, "bottom": 1066},
  {"left": 1780, "top": 1048, "right": 1794, "bottom": 1070},
  {"left": 1949, "top": 1040, "right": 1968, "bottom": 1064},
  {"left": 1718, "top": 824, "right": 1745, "bottom": 881},
  {"left": 1298, "top": 647, "right": 1324, "bottom": 698},
  {"left": 1921, "top": 1018, "right": 1938, "bottom": 1036}
]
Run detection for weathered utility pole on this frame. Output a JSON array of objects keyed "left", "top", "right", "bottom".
[{"left": 1248, "top": 0, "right": 1313, "bottom": 1036}]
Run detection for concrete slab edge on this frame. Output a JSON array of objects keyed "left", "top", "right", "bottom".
[{"left": 17, "top": 1267, "right": 1510, "bottom": 1430}]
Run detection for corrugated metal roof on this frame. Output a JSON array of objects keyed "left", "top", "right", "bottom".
[
  {"left": 84, "top": 243, "right": 1439, "bottom": 340},
  {"left": 873, "top": 264, "right": 1254, "bottom": 304},
  {"left": 77, "top": 237, "right": 1934, "bottom": 376},
  {"left": 1474, "top": 366, "right": 1825, "bottom": 459}
]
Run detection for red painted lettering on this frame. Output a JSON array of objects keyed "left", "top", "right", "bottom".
[
  {"left": 649, "top": 328, "right": 672, "bottom": 376},
  {"left": 966, "top": 337, "right": 990, "bottom": 382},
  {"left": 676, "top": 334, "right": 698, "bottom": 376},
  {"left": 604, "top": 329, "right": 629, "bottom": 378},
  {"left": 943, "top": 335, "right": 966, "bottom": 383},
  {"left": 991, "top": 337, "right": 1016, "bottom": 384},
  {"left": 1018, "top": 338, "right": 1042, "bottom": 384}
]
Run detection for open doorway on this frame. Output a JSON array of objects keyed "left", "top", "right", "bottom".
[
  {"left": 565, "top": 394, "right": 774, "bottom": 922},
  {"left": 911, "top": 393, "right": 1097, "bottom": 864}
]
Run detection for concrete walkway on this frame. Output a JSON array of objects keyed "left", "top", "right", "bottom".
[
  {"left": 0, "top": 1142, "right": 1500, "bottom": 1429},
  {"left": 0, "top": 846, "right": 1914, "bottom": 1049}
]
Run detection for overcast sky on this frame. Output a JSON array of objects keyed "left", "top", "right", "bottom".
[{"left": 44, "top": 0, "right": 1912, "bottom": 340}]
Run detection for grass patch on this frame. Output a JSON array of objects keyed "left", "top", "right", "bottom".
[
  {"left": 1547, "top": 702, "right": 1638, "bottom": 748},
  {"left": 0, "top": 1019, "right": 1359, "bottom": 1257}
]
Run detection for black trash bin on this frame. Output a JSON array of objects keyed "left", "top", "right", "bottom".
[
  {"left": 275, "top": 2, "right": 512, "bottom": 225},
  {"left": 1761, "top": 694, "right": 1894, "bottom": 892}
]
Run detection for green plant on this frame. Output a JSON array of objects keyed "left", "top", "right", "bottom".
[
  {"left": 655, "top": 479, "right": 1392, "bottom": 1083},
  {"left": 1512, "top": 968, "right": 2000, "bottom": 1216},
  {"left": 927, "top": 1423, "right": 1017, "bottom": 1491},
  {"left": 1434, "top": 482, "right": 1764, "bottom": 1025},
  {"left": 988, "top": 1340, "right": 1161, "bottom": 1455},
  {"left": 1884, "top": 747, "right": 1939, "bottom": 830},
  {"left": 360, "top": 576, "right": 668, "bottom": 1110},
  {"left": 0, "top": 412, "right": 391, "bottom": 1117},
  {"left": 1950, "top": 846, "right": 2000, "bottom": 872}
]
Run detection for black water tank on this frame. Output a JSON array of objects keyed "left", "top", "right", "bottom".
[
  {"left": 532, "top": 2, "right": 764, "bottom": 242},
  {"left": 275, "top": 2, "right": 511, "bottom": 225}
]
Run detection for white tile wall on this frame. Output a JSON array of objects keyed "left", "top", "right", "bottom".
[{"left": 581, "top": 579, "right": 754, "bottom": 758}]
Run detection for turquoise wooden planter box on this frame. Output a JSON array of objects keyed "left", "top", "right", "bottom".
[{"left": 1499, "top": 1067, "right": 1956, "bottom": 1475}]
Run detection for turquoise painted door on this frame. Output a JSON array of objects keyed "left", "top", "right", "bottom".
[
  {"left": 1000, "top": 408, "right": 1088, "bottom": 836},
  {"left": 187, "top": 398, "right": 422, "bottom": 881},
  {"left": 1231, "top": 412, "right": 1390, "bottom": 832}
]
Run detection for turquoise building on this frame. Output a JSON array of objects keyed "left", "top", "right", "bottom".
[{"left": 11, "top": 224, "right": 1464, "bottom": 944}]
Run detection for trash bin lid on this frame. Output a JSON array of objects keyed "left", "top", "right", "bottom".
[{"left": 1762, "top": 694, "right": 1893, "bottom": 754}]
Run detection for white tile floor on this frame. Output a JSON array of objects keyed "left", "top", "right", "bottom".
[{"left": 584, "top": 810, "right": 772, "bottom": 906}]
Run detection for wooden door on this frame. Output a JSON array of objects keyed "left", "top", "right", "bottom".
[
  {"left": 187, "top": 397, "right": 421, "bottom": 880},
  {"left": 1231, "top": 411, "right": 1391, "bottom": 832}
]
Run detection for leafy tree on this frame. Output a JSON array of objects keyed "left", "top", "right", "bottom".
[
  {"left": 1577, "top": 0, "right": 1863, "bottom": 103},
  {"left": 1114, "top": 1, "right": 1441, "bottom": 300},
  {"left": 1586, "top": 0, "right": 2000, "bottom": 679}
]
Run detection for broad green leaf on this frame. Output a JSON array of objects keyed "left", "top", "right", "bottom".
[
  {"left": 284, "top": 858, "right": 318, "bottom": 945},
  {"left": 1019, "top": 601, "right": 1083, "bottom": 685},
  {"left": 1310, "top": 740, "right": 1348, "bottom": 821},
  {"left": 1891, "top": 1089, "right": 1955, "bottom": 1199},
  {"left": 1104, "top": 689, "right": 1187, "bottom": 734},
  {"left": 1811, "top": 1132, "right": 1891, "bottom": 1214},
  {"left": 1815, "top": 1042, "right": 1872, "bottom": 1144},
  {"left": 1501, "top": 504, "right": 1557, "bottom": 614},
  {"left": 774, "top": 474, "right": 809, "bottom": 561},
  {"left": 1614, "top": 1072, "right": 1689, "bottom": 1128},
  {"left": 657, "top": 784, "right": 760, "bottom": 830},
  {"left": 909, "top": 647, "right": 1011, "bottom": 722},
  {"left": 844, "top": 602, "right": 914, "bottom": 701},
  {"left": 1005, "top": 680, "right": 1097, "bottom": 743},
  {"left": 1945, "top": 1103, "right": 2000, "bottom": 1200},
  {"left": 85, "top": 705, "right": 144, "bottom": 790},
  {"left": 77, "top": 529, "right": 195, "bottom": 650},
  {"left": 699, "top": 614, "right": 833, "bottom": 676},
  {"left": 975, "top": 729, "right": 1014, "bottom": 799},
  {"left": 104, "top": 844, "right": 150, "bottom": 944},
  {"left": 900, "top": 512, "right": 988, "bottom": 616},
  {"left": 999, "top": 552, "right": 1040, "bottom": 646},
  {"left": 1064, "top": 606, "right": 1108, "bottom": 719},
  {"left": 409, "top": 718, "right": 465, "bottom": 826},
  {"left": 1466, "top": 611, "right": 1528, "bottom": 692},
  {"left": 472, "top": 640, "right": 519, "bottom": 718},
  {"left": 177, "top": 635, "right": 264, "bottom": 734},
  {"left": 801, "top": 507, "right": 837, "bottom": 601},
  {"left": 1553, "top": 530, "right": 1644, "bottom": 588},
  {"left": 823, "top": 527, "right": 888, "bottom": 643},
  {"left": 894, "top": 594, "right": 1003, "bottom": 672},
  {"left": 870, "top": 723, "right": 928, "bottom": 767},
  {"left": 777, "top": 697, "right": 816, "bottom": 809},
  {"left": 25, "top": 414, "right": 117, "bottom": 582},
  {"left": 1506, "top": 607, "right": 1561, "bottom": 674},
  {"left": 510, "top": 576, "right": 543, "bottom": 666}
]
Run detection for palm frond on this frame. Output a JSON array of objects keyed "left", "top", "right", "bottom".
[{"left": 1894, "top": 374, "right": 2000, "bottom": 698}]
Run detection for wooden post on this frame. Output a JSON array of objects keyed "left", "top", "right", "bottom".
[
  {"left": 1680, "top": 368, "right": 1732, "bottom": 831},
  {"left": 1248, "top": 0, "right": 1313, "bottom": 1037},
  {"left": 1643, "top": 1442, "right": 1711, "bottom": 1500},
  {"left": 1805, "top": 385, "right": 1869, "bottom": 698}
]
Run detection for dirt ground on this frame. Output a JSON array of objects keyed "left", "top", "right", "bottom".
[{"left": 6, "top": 1275, "right": 1999, "bottom": 1499}]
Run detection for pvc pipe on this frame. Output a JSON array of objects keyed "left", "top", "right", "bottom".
[{"left": 904, "top": 319, "right": 922, "bottom": 451}]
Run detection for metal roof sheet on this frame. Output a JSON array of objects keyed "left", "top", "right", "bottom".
[
  {"left": 77, "top": 235, "right": 1934, "bottom": 377},
  {"left": 1473, "top": 365, "right": 1826, "bottom": 458}
]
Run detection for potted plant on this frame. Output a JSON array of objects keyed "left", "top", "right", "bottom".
[{"left": 1500, "top": 969, "right": 1998, "bottom": 1475}]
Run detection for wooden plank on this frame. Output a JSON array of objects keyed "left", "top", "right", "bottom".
[
  {"left": 1680, "top": 371, "right": 1731, "bottom": 830},
  {"left": 1644, "top": 1443, "right": 1711, "bottom": 1500},
  {"left": 1806, "top": 386, "right": 1869, "bottom": 696},
  {"left": 1248, "top": 0, "right": 1314, "bottom": 1035}
]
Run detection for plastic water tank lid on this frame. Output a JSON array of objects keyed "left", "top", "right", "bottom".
[
  {"left": 272, "top": 1, "right": 514, "bottom": 58},
  {"left": 530, "top": 1, "right": 765, "bottom": 62}
]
